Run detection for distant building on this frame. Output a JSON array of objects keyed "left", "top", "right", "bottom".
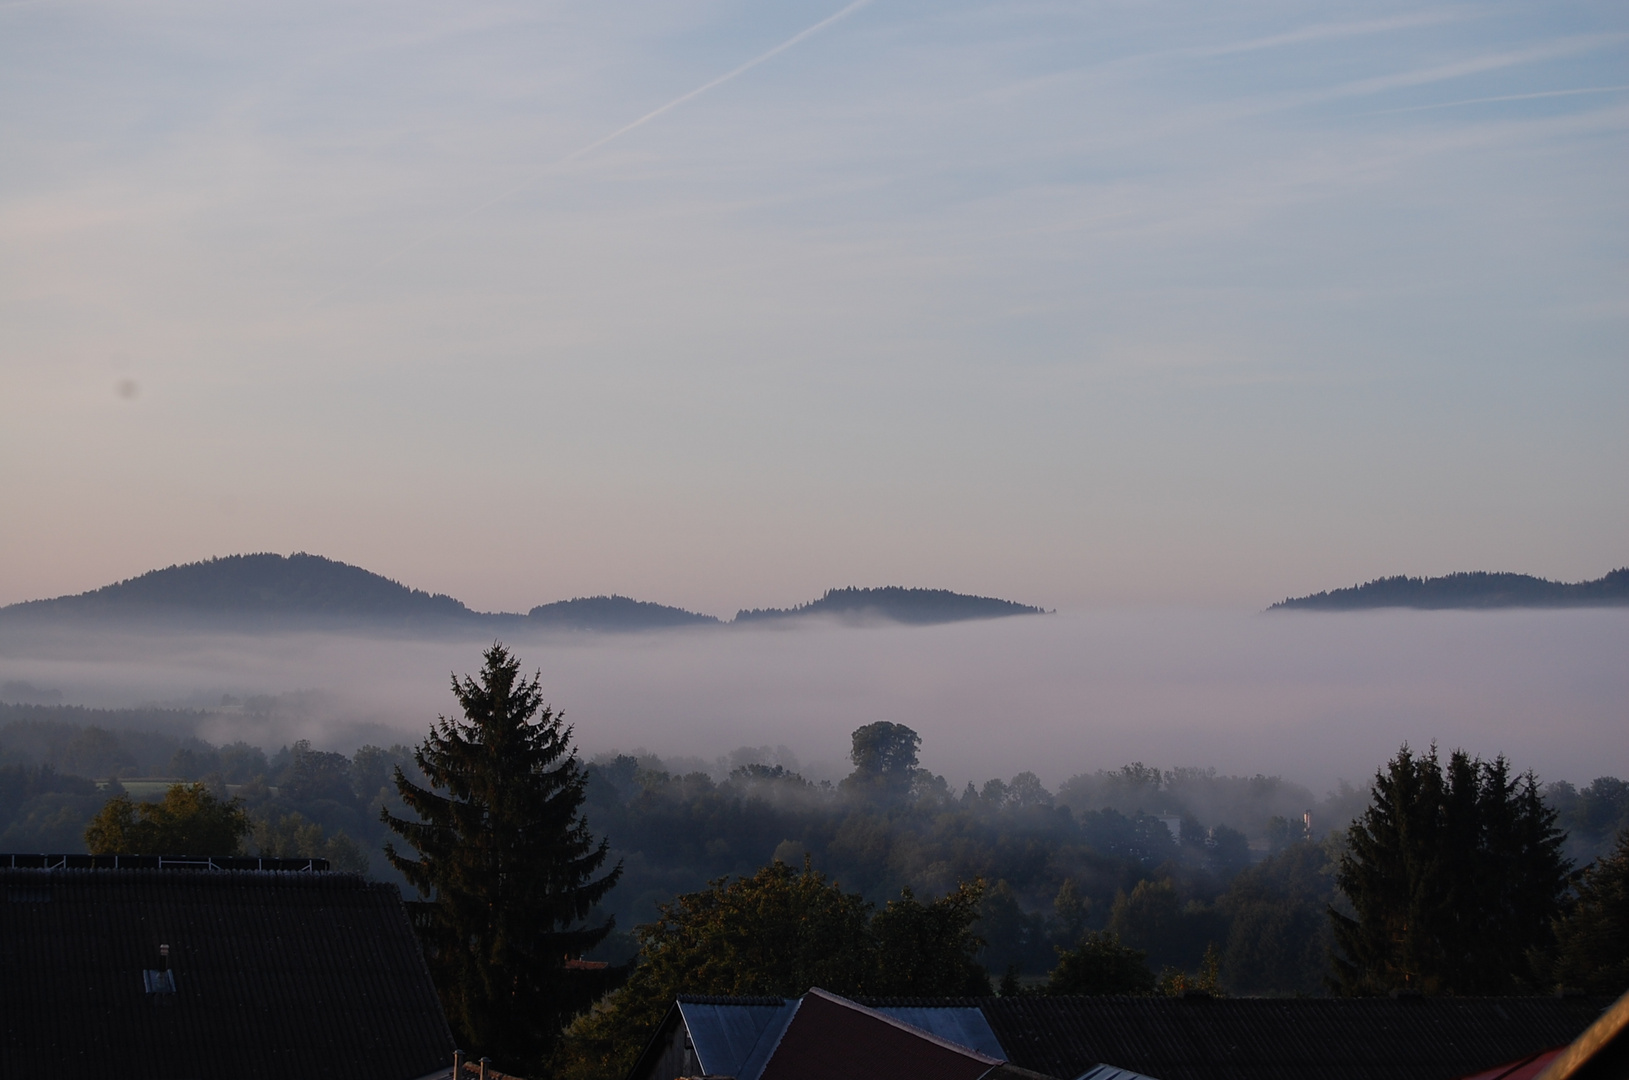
[
  {"left": 627, "top": 987, "right": 1611, "bottom": 1080},
  {"left": 1, "top": 855, "right": 454, "bottom": 1080}
]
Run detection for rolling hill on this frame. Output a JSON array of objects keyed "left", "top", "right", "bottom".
[
  {"left": 1269, "top": 569, "right": 1629, "bottom": 611},
  {"left": 529, "top": 595, "right": 720, "bottom": 630},
  {"left": 734, "top": 586, "right": 1045, "bottom": 625},
  {"left": 0, "top": 553, "right": 477, "bottom": 626},
  {"left": 0, "top": 555, "right": 1040, "bottom": 631}
]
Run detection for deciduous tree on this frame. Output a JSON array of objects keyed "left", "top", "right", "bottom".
[
  {"left": 841, "top": 721, "right": 923, "bottom": 802},
  {"left": 1045, "top": 931, "right": 1155, "bottom": 995},
  {"left": 84, "top": 782, "right": 248, "bottom": 854},
  {"left": 553, "top": 859, "right": 988, "bottom": 1080}
]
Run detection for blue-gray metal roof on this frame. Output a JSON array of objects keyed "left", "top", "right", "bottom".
[
  {"left": 677, "top": 998, "right": 798, "bottom": 1078},
  {"left": 875, "top": 1006, "right": 1007, "bottom": 1060},
  {"left": 1075, "top": 1065, "right": 1161, "bottom": 1080}
]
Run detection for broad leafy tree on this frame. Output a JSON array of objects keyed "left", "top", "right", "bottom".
[
  {"left": 383, "top": 643, "right": 621, "bottom": 1072},
  {"left": 840, "top": 721, "right": 923, "bottom": 802},
  {"left": 1219, "top": 840, "right": 1335, "bottom": 995},
  {"left": 553, "top": 859, "right": 988, "bottom": 1080},
  {"left": 871, "top": 881, "right": 991, "bottom": 995},
  {"left": 84, "top": 782, "right": 248, "bottom": 854},
  {"left": 1045, "top": 931, "right": 1156, "bottom": 995},
  {"left": 1331, "top": 744, "right": 1571, "bottom": 994}
]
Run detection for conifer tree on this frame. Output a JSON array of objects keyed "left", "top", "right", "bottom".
[
  {"left": 1331, "top": 744, "right": 1570, "bottom": 995},
  {"left": 1542, "top": 829, "right": 1629, "bottom": 995},
  {"left": 383, "top": 643, "right": 621, "bottom": 1071}
]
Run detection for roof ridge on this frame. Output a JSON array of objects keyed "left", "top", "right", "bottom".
[{"left": 804, "top": 988, "right": 1004, "bottom": 1065}]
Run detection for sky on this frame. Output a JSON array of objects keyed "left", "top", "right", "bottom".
[{"left": 1, "top": 0, "right": 1625, "bottom": 615}]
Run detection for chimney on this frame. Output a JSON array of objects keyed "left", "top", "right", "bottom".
[{"left": 144, "top": 944, "right": 177, "bottom": 1000}]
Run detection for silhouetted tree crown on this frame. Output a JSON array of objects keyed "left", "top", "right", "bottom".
[
  {"left": 841, "top": 721, "right": 922, "bottom": 801},
  {"left": 1331, "top": 743, "right": 1570, "bottom": 995},
  {"left": 1542, "top": 829, "right": 1629, "bottom": 996},
  {"left": 1046, "top": 931, "right": 1156, "bottom": 995},
  {"left": 84, "top": 782, "right": 248, "bottom": 854},
  {"left": 552, "top": 860, "right": 987, "bottom": 1080},
  {"left": 382, "top": 643, "right": 621, "bottom": 1073}
]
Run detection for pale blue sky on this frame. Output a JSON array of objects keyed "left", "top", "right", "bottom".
[{"left": 2, "top": 0, "right": 1625, "bottom": 613}]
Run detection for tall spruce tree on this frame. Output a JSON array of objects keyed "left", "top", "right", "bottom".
[
  {"left": 1331, "top": 744, "right": 1570, "bottom": 995},
  {"left": 1542, "top": 829, "right": 1629, "bottom": 995},
  {"left": 383, "top": 643, "right": 621, "bottom": 1071}
]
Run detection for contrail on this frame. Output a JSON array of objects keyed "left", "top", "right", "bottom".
[
  {"left": 1362, "top": 83, "right": 1629, "bottom": 115},
  {"left": 316, "top": 0, "right": 873, "bottom": 307}
]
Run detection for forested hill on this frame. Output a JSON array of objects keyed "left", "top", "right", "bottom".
[
  {"left": 734, "top": 586, "right": 1045, "bottom": 625},
  {"left": 0, "top": 555, "right": 1036, "bottom": 631},
  {"left": 1, "top": 553, "right": 478, "bottom": 626},
  {"left": 0, "top": 554, "right": 717, "bottom": 631},
  {"left": 1270, "top": 568, "right": 1629, "bottom": 611},
  {"left": 529, "top": 595, "right": 720, "bottom": 629}
]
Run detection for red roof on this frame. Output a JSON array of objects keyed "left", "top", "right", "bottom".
[
  {"left": 1453, "top": 1048, "right": 1564, "bottom": 1080},
  {"left": 758, "top": 988, "right": 1002, "bottom": 1080}
]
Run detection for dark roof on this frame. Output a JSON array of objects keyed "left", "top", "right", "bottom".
[
  {"left": 758, "top": 989, "right": 1002, "bottom": 1080},
  {"left": 2, "top": 866, "right": 454, "bottom": 1080},
  {"left": 970, "top": 995, "right": 1609, "bottom": 1080}
]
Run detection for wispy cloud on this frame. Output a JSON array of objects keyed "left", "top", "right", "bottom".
[
  {"left": 312, "top": 0, "right": 875, "bottom": 306},
  {"left": 1362, "top": 84, "right": 1629, "bottom": 115},
  {"left": 1317, "top": 35, "right": 1628, "bottom": 103},
  {"left": 1176, "top": 9, "right": 1473, "bottom": 59}
]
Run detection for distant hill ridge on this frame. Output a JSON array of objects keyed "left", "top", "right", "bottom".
[
  {"left": 734, "top": 586, "right": 1044, "bottom": 624},
  {"left": 1270, "top": 568, "right": 1629, "bottom": 611},
  {"left": 5, "top": 553, "right": 475, "bottom": 622},
  {"left": 1, "top": 554, "right": 1041, "bottom": 631},
  {"left": 528, "top": 595, "right": 720, "bottom": 629}
]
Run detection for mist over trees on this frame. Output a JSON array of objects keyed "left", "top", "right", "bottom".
[{"left": 4, "top": 697, "right": 1628, "bottom": 1016}]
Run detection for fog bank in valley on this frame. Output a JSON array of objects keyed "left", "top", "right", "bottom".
[{"left": 1, "top": 608, "right": 1624, "bottom": 793}]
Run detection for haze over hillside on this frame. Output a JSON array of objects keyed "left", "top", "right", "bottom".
[
  {"left": 0, "top": 554, "right": 1043, "bottom": 631},
  {"left": 1271, "top": 569, "right": 1629, "bottom": 612}
]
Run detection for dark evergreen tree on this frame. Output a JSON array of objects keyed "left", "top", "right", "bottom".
[
  {"left": 1331, "top": 744, "right": 1570, "bottom": 995},
  {"left": 383, "top": 643, "right": 621, "bottom": 1072},
  {"left": 1542, "top": 830, "right": 1629, "bottom": 995}
]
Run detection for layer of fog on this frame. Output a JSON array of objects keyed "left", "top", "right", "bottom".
[{"left": 2, "top": 607, "right": 1626, "bottom": 793}]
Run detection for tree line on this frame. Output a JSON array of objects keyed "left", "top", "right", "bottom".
[{"left": 4, "top": 646, "right": 1628, "bottom": 1080}]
